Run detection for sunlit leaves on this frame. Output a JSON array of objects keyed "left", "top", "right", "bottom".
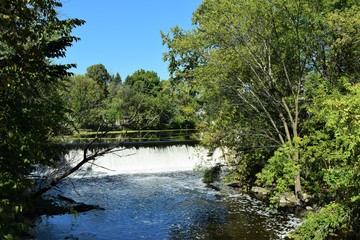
[
  {"left": 163, "top": 0, "right": 360, "bottom": 238},
  {"left": 289, "top": 202, "right": 349, "bottom": 240},
  {"left": 65, "top": 75, "right": 105, "bottom": 129},
  {"left": 0, "top": 0, "right": 84, "bottom": 237}
]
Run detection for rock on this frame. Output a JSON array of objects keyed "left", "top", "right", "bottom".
[
  {"left": 305, "top": 206, "right": 314, "bottom": 211},
  {"left": 208, "top": 183, "right": 221, "bottom": 191},
  {"left": 227, "top": 181, "right": 242, "bottom": 188},
  {"left": 73, "top": 204, "right": 105, "bottom": 213},
  {"left": 251, "top": 186, "right": 269, "bottom": 200},
  {"left": 26, "top": 195, "right": 105, "bottom": 217},
  {"left": 279, "top": 192, "right": 299, "bottom": 207},
  {"left": 203, "top": 165, "right": 221, "bottom": 184},
  {"left": 302, "top": 192, "right": 313, "bottom": 203}
]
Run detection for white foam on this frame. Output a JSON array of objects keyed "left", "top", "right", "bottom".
[{"left": 65, "top": 145, "right": 210, "bottom": 176}]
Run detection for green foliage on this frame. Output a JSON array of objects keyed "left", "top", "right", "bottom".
[
  {"left": 163, "top": 0, "right": 326, "bottom": 199},
  {"left": 288, "top": 202, "right": 349, "bottom": 240},
  {"left": 294, "top": 81, "right": 360, "bottom": 237},
  {"left": 165, "top": 80, "right": 199, "bottom": 129},
  {"left": 256, "top": 144, "right": 299, "bottom": 206},
  {"left": 66, "top": 67, "right": 196, "bottom": 131},
  {"left": 163, "top": 0, "right": 360, "bottom": 238},
  {"left": 108, "top": 72, "right": 122, "bottom": 98},
  {"left": 119, "top": 70, "right": 183, "bottom": 129},
  {"left": 124, "top": 69, "right": 160, "bottom": 96},
  {"left": 0, "top": 0, "right": 84, "bottom": 237},
  {"left": 65, "top": 75, "right": 105, "bottom": 129},
  {"left": 120, "top": 70, "right": 162, "bottom": 129},
  {"left": 85, "top": 64, "right": 111, "bottom": 96},
  {"left": 203, "top": 165, "right": 221, "bottom": 184}
]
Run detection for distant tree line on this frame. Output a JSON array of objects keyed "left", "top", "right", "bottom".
[{"left": 64, "top": 64, "right": 198, "bottom": 130}]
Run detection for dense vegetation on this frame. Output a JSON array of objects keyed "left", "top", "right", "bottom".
[
  {"left": 0, "top": 0, "right": 84, "bottom": 238},
  {"left": 162, "top": 0, "right": 360, "bottom": 239},
  {"left": 63, "top": 65, "right": 197, "bottom": 131},
  {"left": 1, "top": 0, "right": 359, "bottom": 239}
]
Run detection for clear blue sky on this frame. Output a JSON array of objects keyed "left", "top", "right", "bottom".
[{"left": 58, "top": 0, "right": 202, "bottom": 80}]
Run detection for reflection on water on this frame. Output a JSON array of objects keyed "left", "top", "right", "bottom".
[{"left": 32, "top": 171, "right": 301, "bottom": 240}]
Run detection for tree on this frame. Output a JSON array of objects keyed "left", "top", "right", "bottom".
[
  {"left": 289, "top": 80, "right": 360, "bottom": 239},
  {"left": 163, "top": 0, "right": 360, "bottom": 201},
  {"left": 121, "top": 70, "right": 163, "bottom": 129},
  {"left": 66, "top": 75, "right": 105, "bottom": 129},
  {"left": 163, "top": 0, "right": 360, "bottom": 238},
  {"left": 103, "top": 72, "right": 123, "bottom": 126},
  {"left": 124, "top": 69, "right": 161, "bottom": 96},
  {"left": 159, "top": 79, "right": 197, "bottom": 129},
  {"left": 108, "top": 72, "right": 122, "bottom": 98},
  {"left": 161, "top": 26, "right": 203, "bottom": 129},
  {"left": 0, "top": 0, "right": 84, "bottom": 237},
  {"left": 165, "top": 79, "right": 199, "bottom": 129},
  {"left": 86, "top": 63, "right": 111, "bottom": 96}
]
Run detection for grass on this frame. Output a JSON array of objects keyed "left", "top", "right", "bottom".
[
  {"left": 72, "top": 129, "right": 196, "bottom": 136},
  {"left": 60, "top": 129, "right": 198, "bottom": 143}
]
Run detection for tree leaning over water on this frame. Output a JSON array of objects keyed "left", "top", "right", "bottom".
[
  {"left": 0, "top": 0, "right": 84, "bottom": 237},
  {"left": 162, "top": 0, "right": 360, "bottom": 238}
]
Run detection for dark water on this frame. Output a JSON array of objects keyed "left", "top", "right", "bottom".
[{"left": 32, "top": 171, "right": 300, "bottom": 240}]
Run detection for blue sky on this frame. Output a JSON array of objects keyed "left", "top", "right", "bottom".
[{"left": 58, "top": 0, "right": 202, "bottom": 80}]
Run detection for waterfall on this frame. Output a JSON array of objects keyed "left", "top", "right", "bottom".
[{"left": 66, "top": 145, "right": 216, "bottom": 176}]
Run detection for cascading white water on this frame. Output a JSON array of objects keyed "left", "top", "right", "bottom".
[{"left": 66, "top": 145, "right": 220, "bottom": 177}]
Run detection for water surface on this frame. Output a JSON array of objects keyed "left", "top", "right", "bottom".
[{"left": 32, "top": 146, "right": 301, "bottom": 239}]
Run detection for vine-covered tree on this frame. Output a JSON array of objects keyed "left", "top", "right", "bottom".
[{"left": 0, "top": 0, "right": 84, "bottom": 237}]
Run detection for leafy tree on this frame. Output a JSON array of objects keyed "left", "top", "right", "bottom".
[
  {"left": 289, "top": 80, "right": 360, "bottom": 239},
  {"left": 108, "top": 72, "right": 122, "bottom": 98},
  {"left": 0, "top": 0, "right": 84, "bottom": 237},
  {"left": 66, "top": 75, "right": 105, "bottom": 129},
  {"left": 161, "top": 26, "right": 203, "bottom": 129},
  {"left": 157, "top": 80, "right": 182, "bottom": 128},
  {"left": 163, "top": 0, "right": 360, "bottom": 238},
  {"left": 124, "top": 69, "right": 161, "bottom": 96},
  {"left": 86, "top": 63, "right": 111, "bottom": 96},
  {"left": 163, "top": 0, "right": 360, "bottom": 200},
  {"left": 103, "top": 72, "right": 123, "bottom": 126},
  {"left": 121, "top": 70, "right": 160, "bottom": 129},
  {"left": 159, "top": 79, "right": 197, "bottom": 129}
]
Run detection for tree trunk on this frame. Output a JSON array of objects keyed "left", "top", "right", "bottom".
[
  {"left": 294, "top": 170, "right": 302, "bottom": 201},
  {"left": 282, "top": 97, "right": 303, "bottom": 203},
  {"left": 293, "top": 146, "right": 303, "bottom": 203}
]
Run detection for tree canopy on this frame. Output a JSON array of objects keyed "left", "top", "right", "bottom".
[
  {"left": 0, "top": 0, "right": 84, "bottom": 237},
  {"left": 162, "top": 0, "right": 360, "bottom": 238}
]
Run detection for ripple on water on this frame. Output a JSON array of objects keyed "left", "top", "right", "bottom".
[{"left": 33, "top": 171, "right": 301, "bottom": 240}]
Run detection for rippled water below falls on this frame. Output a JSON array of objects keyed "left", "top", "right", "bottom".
[{"left": 32, "top": 171, "right": 301, "bottom": 240}]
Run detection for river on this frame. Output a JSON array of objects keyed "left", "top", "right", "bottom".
[{"left": 32, "top": 144, "right": 301, "bottom": 239}]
